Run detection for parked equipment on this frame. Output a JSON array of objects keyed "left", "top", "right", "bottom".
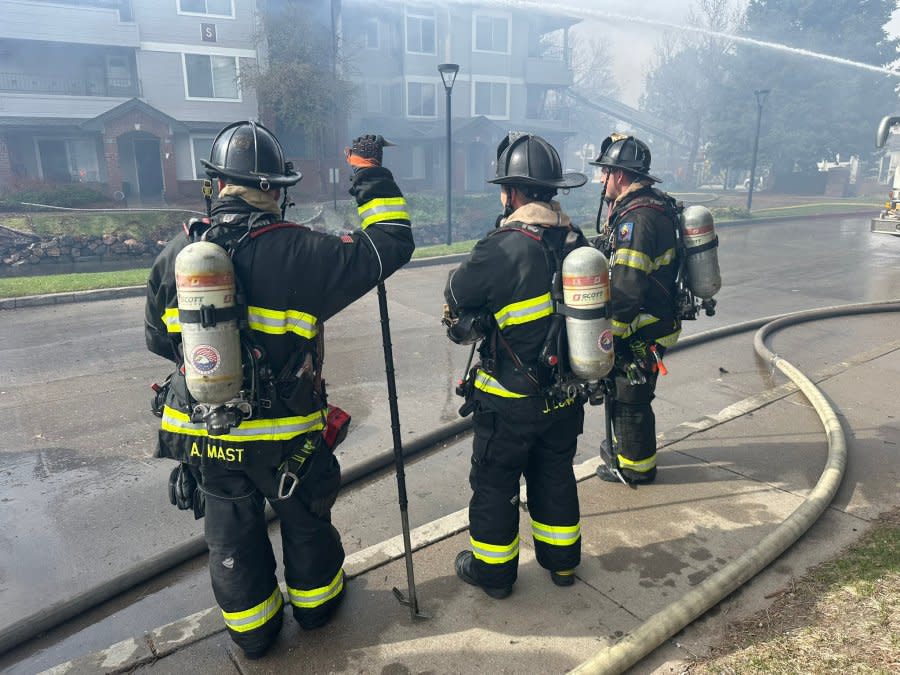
[{"left": 871, "top": 115, "right": 900, "bottom": 236}]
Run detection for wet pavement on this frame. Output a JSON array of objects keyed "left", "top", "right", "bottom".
[
  {"left": 40, "top": 316, "right": 900, "bottom": 674},
  {"left": 1, "top": 214, "right": 899, "bottom": 672}
]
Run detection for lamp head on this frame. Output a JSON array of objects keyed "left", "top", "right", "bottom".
[{"left": 438, "top": 63, "right": 460, "bottom": 91}]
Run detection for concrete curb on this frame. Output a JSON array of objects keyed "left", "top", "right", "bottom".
[
  {"left": 1, "top": 210, "right": 876, "bottom": 312},
  {"left": 0, "top": 285, "right": 146, "bottom": 310}
]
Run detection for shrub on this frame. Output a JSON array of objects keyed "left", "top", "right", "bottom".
[{"left": 0, "top": 182, "right": 112, "bottom": 211}]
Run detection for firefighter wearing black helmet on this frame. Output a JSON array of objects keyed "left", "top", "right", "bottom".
[
  {"left": 590, "top": 134, "right": 681, "bottom": 485},
  {"left": 444, "top": 133, "right": 589, "bottom": 598},
  {"left": 144, "top": 122, "right": 414, "bottom": 659}
]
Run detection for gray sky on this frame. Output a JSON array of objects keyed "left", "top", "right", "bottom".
[{"left": 562, "top": 0, "right": 900, "bottom": 106}]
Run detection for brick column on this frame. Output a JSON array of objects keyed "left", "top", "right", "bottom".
[
  {"left": 162, "top": 132, "right": 178, "bottom": 202},
  {"left": 0, "top": 134, "right": 13, "bottom": 190},
  {"left": 102, "top": 131, "right": 122, "bottom": 197}
]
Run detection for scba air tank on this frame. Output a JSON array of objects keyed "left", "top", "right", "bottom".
[
  {"left": 174, "top": 241, "right": 243, "bottom": 405},
  {"left": 562, "top": 246, "right": 614, "bottom": 381},
  {"left": 680, "top": 205, "right": 721, "bottom": 300}
]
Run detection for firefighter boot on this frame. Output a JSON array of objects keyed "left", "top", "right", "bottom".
[
  {"left": 550, "top": 569, "right": 576, "bottom": 587},
  {"left": 454, "top": 551, "right": 512, "bottom": 599}
]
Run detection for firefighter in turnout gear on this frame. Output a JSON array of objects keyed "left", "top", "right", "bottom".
[
  {"left": 444, "top": 133, "right": 589, "bottom": 598},
  {"left": 145, "top": 123, "right": 414, "bottom": 659},
  {"left": 591, "top": 134, "right": 681, "bottom": 485}
]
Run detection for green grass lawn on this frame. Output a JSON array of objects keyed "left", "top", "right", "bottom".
[
  {"left": 693, "top": 510, "right": 900, "bottom": 674},
  {"left": 0, "top": 269, "right": 150, "bottom": 298}
]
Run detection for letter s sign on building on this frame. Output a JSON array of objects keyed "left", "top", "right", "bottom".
[{"left": 201, "top": 23, "right": 217, "bottom": 42}]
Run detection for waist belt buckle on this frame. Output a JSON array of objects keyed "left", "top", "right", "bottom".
[{"left": 277, "top": 469, "right": 300, "bottom": 500}]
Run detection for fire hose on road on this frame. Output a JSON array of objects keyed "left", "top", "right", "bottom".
[
  {"left": 570, "top": 298, "right": 900, "bottom": 675},
  {"left": 2, "top": 300, "right": 899, "bottom": 665}
]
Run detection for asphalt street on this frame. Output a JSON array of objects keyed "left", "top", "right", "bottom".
[{"left": 1, "top": 213, "right": 898, "bottom": 673}]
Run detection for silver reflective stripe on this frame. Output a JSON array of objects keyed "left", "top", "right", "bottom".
[
  {"left": 494, "top": 294, "right": 553, "bottom": 329},
  {"left": 246, "top": 307, "right": 318, "bottom": 338},
  {"left": 531, "top": 521, "right": 581, "bottom": 546}
]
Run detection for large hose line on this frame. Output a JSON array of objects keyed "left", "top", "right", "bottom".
[
  {"left": 0, "top": 418, "right": 472, "bottom": 657},
  {"left": 5, "top": 301, "right": 898, "bottom": 659},
  {"left": 570, "top": 299, "right": 900, "bottom": 675}
]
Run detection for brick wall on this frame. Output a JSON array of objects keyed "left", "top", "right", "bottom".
[
  {"left": 0, "top": 134, "right": 12, "bottom": 191},
  {"left": 100, "top": 108, "right": 178, "bottom": 198}
]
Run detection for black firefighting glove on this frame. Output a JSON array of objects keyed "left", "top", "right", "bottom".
[
  {"left": 168, "top": 463, "right": 198, "bottom": 512},
  {"left": 345, "top": 134, "right": 389, "bottom": 169}
]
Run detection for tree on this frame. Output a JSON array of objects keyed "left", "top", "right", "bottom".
[
  {"left": 567, "top": 33, "right": 618, "bottom": 168},
  {"left": 243, "top": 2, "right": 357, "bottom": 160},
  {"left": 704, "top": 0, "right": 899, "bottom": 180},
  {"left": 641, "top": 0, "right": 744, "bottom": 186}
]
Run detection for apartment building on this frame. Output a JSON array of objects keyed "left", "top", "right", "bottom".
[
  {"left": 0, "top": 0, "right": 261, "bottom": 203},
  {"left": 341, "top": 1, "right": 580, "bottom": 193}
]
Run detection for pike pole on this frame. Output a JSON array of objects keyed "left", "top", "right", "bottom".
[{"left": 376, "top": 281, "right": 427, "bottom": 619}]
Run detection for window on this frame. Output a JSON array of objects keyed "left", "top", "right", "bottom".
[
  {"left": 183, "top": 54, "right": 239, "bottom": 100},
  {"left": 178, "top": 0, "right": 233, "bottom": 17},
  {"left": 191, "top": 136, "right": 215, "bottom": 179},
  {"left": 37, "top": 138, "right": 100, "bottom": 183},
  {"left": 406, "top": 11, "right": 435, "bottom": 54},
  {"left": 474, "top": 14, "right": 509, "bottom": 53},
  {"left": 396, "top": 145, "right": 429, "bottom": 180},
  {"left": 473, "top": 81, "right": 508, "bottom": 119},
  {"left": 406, "top": 81, "right": 436, "bottom": 118},
  {"left": 364, "top": 18, "right": 379, "bottom": 49}
]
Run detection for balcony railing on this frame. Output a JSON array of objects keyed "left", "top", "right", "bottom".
[
  {"left": 0, "top": 72, "right": 139, "bottom": 97},
  {"left": 25, "top": 0, "right": 133, "bottom": 21}
]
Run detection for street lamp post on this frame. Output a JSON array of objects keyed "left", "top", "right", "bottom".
[
  {"left": 438, "top": 63, "right": 459, "bottom": 246},
  {"left": 747, "top": 88, "right": 770, "bottom": 213}
]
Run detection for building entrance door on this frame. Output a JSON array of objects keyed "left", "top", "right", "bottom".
[{"left": 134, "top": 138, "right": 163, "bottom": 201}]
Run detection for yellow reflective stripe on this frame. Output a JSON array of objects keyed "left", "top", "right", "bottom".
[
  {"left": 162, "top": 307, "right": 181, "bottom": 334},
  {"left": 247, "top": 306, "right": 318, "bottom": 339},
  {"left": 473, "top": 369, "right": 528, "bottom": 399},
  {"left": 222, "top": 587, "right": 282, "bottom": 633},
  {"left": 618, "top": 453, "right": 656, "bottom": 472},
  {"left": 653, "top": 247, "right": 676, "bottom": 270},
  {"left": 288, "top": 569, "right": 344, "bottom": 608},
  {"left": 613, "top": 247, "right": 676, "bottom": 273},
  {"left": 611, "top": 319, "right": 629, "bottom": 338},
  {"left": 613, "top": 248, "right": 653, "bottom": 273},
  {"left": 358, "top": 197, "right": 409, "bottom": 229},
  {"left": 614, "top": 314, "right": 681, "bottom": 345},
  {"left": 470, "top": 535, "right": 519, "bottom": 565},
  {"left": 161, "top": 405, "right": 325, "bottom": 442},
  {"left": 656, "top": 328, "right": 681, "bottom": 347},
  {"left": 531, "top": 519, "right": 581, "bottom": 547},
  {"left": 494, "top": 292, "right": 553, "bottom": 329}
]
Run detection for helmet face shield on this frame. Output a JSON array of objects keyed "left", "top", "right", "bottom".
[
  {"left": 201, "top": 121, "right": 302, "bottom": 188},
  {"left": 589, "top": 134, "right": 660, "bottom": 183},
  {"left": 489, "top": 132, "right": 586, "bottom": 190}
]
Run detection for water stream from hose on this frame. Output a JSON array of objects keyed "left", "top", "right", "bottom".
[{"left": 476, "top": 0, "right": 900, "bottom": 78}]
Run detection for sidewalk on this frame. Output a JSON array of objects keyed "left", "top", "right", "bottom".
[{"left": 44, "top": 332, "right": 900, "bottom": 674}]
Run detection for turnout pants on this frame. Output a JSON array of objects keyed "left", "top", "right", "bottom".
[
  {"left": 468, "top": 400, "right": 584, "bottom": 589},
  {"left": 199, "top": 448, "right": 345, "bottom": 654},
  {"left": 612, "top": 368, "right": 660, "bottom": 481}
]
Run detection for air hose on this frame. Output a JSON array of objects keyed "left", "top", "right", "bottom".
[{"left": 570, "top": 299, "right": 900, "bottom": 675}]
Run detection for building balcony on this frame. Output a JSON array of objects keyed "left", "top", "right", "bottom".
[
  {"left": 0, "top": 0, "right": 139, "bottom": 47},
  {"left": 524, "top": 55, "right": 573, "bottom": 87},
  {"left": 0, "top": 72, "right": 140, "bottom": 98}
]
